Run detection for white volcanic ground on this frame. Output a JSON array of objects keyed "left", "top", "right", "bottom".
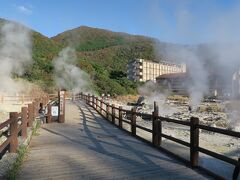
[{"left": 107, "top": 98, "right": 240, "bottom": 179}]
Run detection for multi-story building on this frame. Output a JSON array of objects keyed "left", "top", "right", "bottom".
[{"left": 127, "top": 58, "right": 186, "bottom": 82}]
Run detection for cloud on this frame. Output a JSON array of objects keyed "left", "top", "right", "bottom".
[{"left": 17, "top": 5, "right": 32, "bottom": 14}]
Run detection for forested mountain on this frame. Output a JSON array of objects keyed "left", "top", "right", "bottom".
[{"left": 2, "top": 18, "right": 217, "bottom": 95}]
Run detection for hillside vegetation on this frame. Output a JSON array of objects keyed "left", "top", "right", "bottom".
[
  {"left": 26, "top": 31, "right": 62, "bottom": 90},
  {"left": 52, "top": 26, "right": 161, "bottom": 95},
  {"left": 0, "top": 19, "right": 168, "bottom": 95}
]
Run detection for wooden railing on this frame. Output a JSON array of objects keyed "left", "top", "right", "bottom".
[
  {"left": 0, "top": 95, "right": 39, "bottom": 104},
  {"left": 77, "top": 93, "right": 240, "bottom": 180},
  {"left": 0, "top": 96, "right": 49, "bottom": 159}
]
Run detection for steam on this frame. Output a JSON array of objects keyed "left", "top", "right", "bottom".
[
  {"left": 148, "top": 1, "right": 240, "bottom": 128},
  {"left": 158, "top": 45, "right": 209, "bottom": 109},
  {"left": 53, "top": 47, "right": 92, "bottom": 94},
  {"left": 0, "top": 21, "right": 32, "bottom": 94},
  {"left": 138, "top": 81, "right": 177, "bottom": 116}
]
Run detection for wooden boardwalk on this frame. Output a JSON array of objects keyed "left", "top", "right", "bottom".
[{"left": 19, "top": 100, "right": 211, "bottom": 180}]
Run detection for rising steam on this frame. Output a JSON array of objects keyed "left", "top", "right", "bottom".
[
  {"left": 157, "top": 45, "right": 209, "bottom": 109},
  {"left": 0, "top": 21, "right": 32, "bottom": 93},
  {"left": 53, "top": 47, "right": 92, "bottom": 94},
  {"left": 149, "top": 1, "right": 240, "bottom": 128},
  {"left": 138, "top": 81, "right": 177, "bottom": 115}
]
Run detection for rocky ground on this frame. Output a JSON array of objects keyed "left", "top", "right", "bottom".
[
  {"left": 106, "top": 97, "right": 239, "bottom": 179},
  {"left": 108, "top": 97, "right": 233, "bottom": 128},
  {"left": 107, "top": 97, "right": 240, "bottom": 158}
]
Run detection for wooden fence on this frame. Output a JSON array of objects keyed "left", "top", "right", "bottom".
[
  {"left": 0, "top": 96, "right": 49, "bottom": 159},
  {"left": 77, "top": 93, "right": 240, "bottom": 180},
  {"left": 0, "top": 95, "right": 39, "bottom": 104}
]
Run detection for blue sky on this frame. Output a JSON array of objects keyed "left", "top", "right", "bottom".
[{"left": 0, "top": 0, "right": 239, "bottom": 44}]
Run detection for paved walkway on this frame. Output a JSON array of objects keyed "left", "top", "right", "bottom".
[{"left": 19, "top": 100, "right": 210, "bottom": 180}]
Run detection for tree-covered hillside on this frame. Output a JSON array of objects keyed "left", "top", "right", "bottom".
[
  {"left": 52, "top": 26, "right": 161, "bottom": 95},
  {"left": 0, "top": 19, "right": 169, "bottom": 95},
  {"left": 25, "top": 31, "right": 62, "bottom": 90}
]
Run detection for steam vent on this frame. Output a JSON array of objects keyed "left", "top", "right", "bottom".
[
  {"left": 127, "top": 58, "right": 186, "bottom": 82},
  {"left": 232, "top": 68, "right": 240, "bottom": 98}
]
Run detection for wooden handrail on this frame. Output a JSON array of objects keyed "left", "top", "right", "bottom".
[
  {"left": 197, "top": 124, "right": 240, "bottom": 138},
  {"left": 0, "top": 95, "right": 49, "bottom": 159},
  {"left": 0, "top": 119, "right": 12, "bottom": 130},
  {"left": 77, "top": 92, "right": 240, "bottom": 179}
]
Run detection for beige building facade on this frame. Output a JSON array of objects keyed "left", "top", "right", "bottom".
[{"left": 127, "top": 58, "right": 186, "bottom": 82}]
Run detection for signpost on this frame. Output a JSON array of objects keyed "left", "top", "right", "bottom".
[
  {"left": 58, "top": 90, "right": 66, "bottom": 123},
  {"left": 51, "top": 106, "right": 58, "bottom": 116}
]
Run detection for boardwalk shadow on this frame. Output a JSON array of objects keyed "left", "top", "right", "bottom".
[
  {"left": 19, "top": 100, "right": 209, "bottom": 180},
  {"left": 75, "top": 101, "right": 183, "bottom": 167}
]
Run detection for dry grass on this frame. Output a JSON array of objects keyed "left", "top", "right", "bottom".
[
  {"left": 198, "top": 103, "right": 224, "bottom": 112},
  {"left": 24, "top": 82, "right": 47, "bottom": 98},
  {"left": 114, "top": 95, "right": 140, "bottom": 103},
  {"left": 167, "top": 95, "right": 188, "bottom": 104}
]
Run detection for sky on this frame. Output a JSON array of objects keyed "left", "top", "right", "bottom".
[{"left": 0, "top": 0, "right": 239, "bottom": 44}]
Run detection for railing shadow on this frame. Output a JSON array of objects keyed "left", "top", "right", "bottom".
[{"left": 75, "top": 100, "right": 189, "bottom": 169}]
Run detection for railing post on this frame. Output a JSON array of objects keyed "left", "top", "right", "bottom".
[
  {"left": 92, "top": 95, "right": 95, "bottom": 108},
  {"left": 36, "top": 99, "right": 40, "bottom": 117},
  {"left": 190, "top": 117, "right": 199, "bottom": 167},
  {"left": 157, "top": 120, "right": 162, "bottom": 146},
  {"left": 96, "top": 97, "right": 99, "bottom": 111},
  {"left": 21, "top": 107, "right": 28, "bottom": 139},
  {"left": 112, "top": 104, "right": 115, "bottom": 124},
  {"left": 152, "top": 101, "right": 160, "bottom": 146},
  {"left": 131, "top": 107, "right": 137, "bottom": 136},
  {"left": 95, "top": 97, "right": 98, "bottom": 109},
  {"left": 119, "top": 106, "right": 123, "bottom": 128},
  {"left": 35, "top": 99, "right": 40, "bottom": 117},
  {"left": 87, "top": 94, "right": 90, "bottom": 105},
  {"left": 10, "top": 112, "right": 18, "bottom": 153},
  {"left": 58, "top": 90, "right": 66, "bottom": 124},
  {"left": 152, "top": 105, "right": 156, "bottom": 145},
  {"left": 27, "top": 104, "right": 33, "bottom": 127},
  {"left": 46, "top": 104, "right": 52, "bottom": 123},
  {"left": 233, "top": 157, "right": 240, "bottom": 180},
  {"left": 106, "top": 103, "right": 110, "bottom": 120},
  {"left": 32, "top": 101, "right": 36, "bottom": 119},
  {"left": 94, "top": 96, "right": 97, "bottom": 109},
  {"left": 91, "top": 95, "right": 94, "bottom": 107},
  {"left": 152, "top": 111, "right": 155, "bottom": 145},
  {"left": 33, "top": 100, "right": 39, "bottom": 120},
  {"left": 100, "top": 100, "right": 103, "bottom": 114}
]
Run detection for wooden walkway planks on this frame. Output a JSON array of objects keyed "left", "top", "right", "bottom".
[{"left": 19, "top": 100, "right": 211, "bottom": 180}]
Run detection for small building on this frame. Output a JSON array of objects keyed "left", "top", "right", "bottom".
[
  {"left": 156, "top": 72, "right": 225, "bottom": 97},
  {"left": 156, "top": 73, "right": 188, "bottom": 94},
  {"left": 127, "top": 58, "right": 186, "bottom": 82}
]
